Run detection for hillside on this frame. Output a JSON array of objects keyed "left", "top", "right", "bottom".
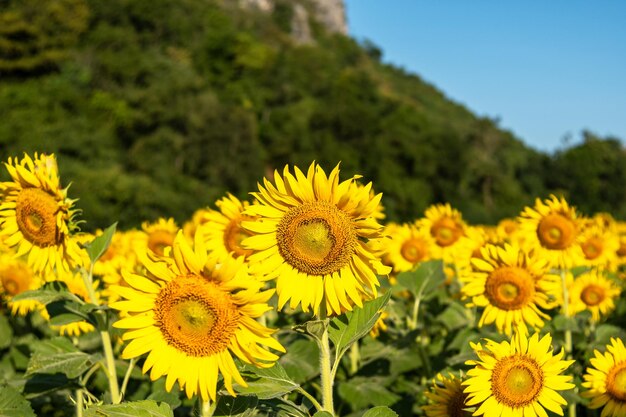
[{"left": 1, "top": 0, "right": 624, "bottom": 229}]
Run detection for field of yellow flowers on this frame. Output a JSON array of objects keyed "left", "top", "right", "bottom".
[{"left": 1, "top": 153, "right": 625, "bottom": 417}]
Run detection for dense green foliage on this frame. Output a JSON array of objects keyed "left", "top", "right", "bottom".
[{"left": 1, "top": 0, "right": 624, "bottom": 229}]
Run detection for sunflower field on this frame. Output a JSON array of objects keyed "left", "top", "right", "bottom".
[{"left": 1, "top": 154, "right": 626, "bottom": 417}]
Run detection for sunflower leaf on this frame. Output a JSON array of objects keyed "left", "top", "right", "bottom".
[
  {"left": 0, "top": 315, "right": 13, "bottom": 349},
  {"left": 312, "top": 412, "right": 333, "bottom": 417},
  {"left": 213, "top": 395, "right": 258, "bottom": 416},
  {"left": 235, "top": 363, "right": 299, "bottom": 399},
  {"left": 11, "top": 281, "right": 81, "bottom": 305},
  {"left": 83, "top": 222, "right": 118, "bottom": 264},
  {"left": 84, "top": 400, "right": 173, "bottom": 417},
  {"left": 395, "top": 260, "right": 445, "bottom": 298},
  {"left": 362, "top": 406, "right": 399, "bottom": 417},
  {"left": 328, "top": 291, "right": 391, "bottom": 356},
  {"left": 26, "top": 337, "right": 97, "bottom": 379},
  {"left": 0, "top": 385, "right": 36, "bottom": 417}
]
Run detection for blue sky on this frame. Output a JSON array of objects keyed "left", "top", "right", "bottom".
[{"left": 344, "top": 1, "right": 626, "bottom": 153}]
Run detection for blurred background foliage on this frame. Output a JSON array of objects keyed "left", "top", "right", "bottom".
[{"left": 1, "top": 0, "right": 625, "bottom": 230}]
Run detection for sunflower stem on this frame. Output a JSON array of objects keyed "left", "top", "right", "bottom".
[
  {"left": 315, "top": 306, "right": 335, "bottom": 416},
  {"left": 119, "top": 358, "right": 136, "bottom": 401},
  {"left": 559, "top": 269, "right": 573, "bottom": 356},
  {"left": 76, "top": 389, "right": 84, "bottom": 417},
  {"left": 559, "top": 268, "right": 576, "bottom": 417},
  {"left": 82, "top": 265, "right": 121, "bottom": 404},
  {"left": 296, "top": 387, "right": 323, "bottom": 412}
]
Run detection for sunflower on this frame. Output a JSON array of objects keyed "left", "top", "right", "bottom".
[
  {"left": 424, "top": 373, "right": 471, "bottom": 417},
  {"left": 111, "top": 231, "right": 284, "bottom": 401},
  {"left": 464, "top": 330, "right": 575, "bottom": 417},
  {"left": 460, "top": 243, "right": 560, "bottom": 335},
  {"left": 420, "top": 203, "right": 473, "bottom": 263},
  {"left": 0, "top": 153, "right": 82, "bottom": 274},
  {"left": 577, "top": 223, "right": 619, "bottom": 268},
  {"left": 582, "top": 338, "right": 626, "bottom": 417},
  {"left": 613, "top": 222, "right": 626, "bottom": 271},
  {"left": 0, "top": 252, "right": 44, "bottom": 316},
  {"left": 384, "top": 222, "right": 439, "bottom": 273},
  {"left": 568, "top": 270, "right": 620, "bottom": 322},
  {"left": 517, "top": 195, "right": 583, "bottom": 269},
  {"left": 199, "top": 193, "right": 255, "bottom": 264},
  {"left": 242, "top": 163, "right": 391, "bottom": 316},
  {"left": 142, "top": 218, "right": 179, "bottom": 257},
  {"left": 497, "top": 218, "right": 521, "bottom": 243}
]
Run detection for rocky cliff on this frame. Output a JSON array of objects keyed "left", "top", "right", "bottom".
[{"left": 240, "top": 0, "right": 347, "bottom": 43}]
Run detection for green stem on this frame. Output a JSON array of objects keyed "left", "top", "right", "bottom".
[
  {"left": 119, "top": 358, "right": 136, "bottom": 401},
  {"left": 319, "top": 321, "right": 335, "bottom": 415},
  {"left": 296, "top": 387, "right": 323, "bottom": 412},
  {"left": 82, "top": 265, "right": 120, "bottom": 404},
  {"left": 560, "top": 268, "right": 576, "bottom": 417},
  {"left": 76, "top": 389, "right": 84, "bottom": 417},
  {"left": 101, "top": 330, "right": 121, "bottom": 404},
  {"left": 560, "top": 269, "right": 573, "bottom": 356}
]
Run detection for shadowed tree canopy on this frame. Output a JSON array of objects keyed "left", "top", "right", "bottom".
[{"left": 0, "top": 0, "right": 624, "bottom": 229}]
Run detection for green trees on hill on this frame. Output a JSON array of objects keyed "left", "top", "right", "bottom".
[{"left": 0, "top": 0, "right": 624, "bottom": 229}]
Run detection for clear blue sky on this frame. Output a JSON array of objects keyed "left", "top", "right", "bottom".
[{"left": 345, "top": 1, "right": 626, "bottom": 154}]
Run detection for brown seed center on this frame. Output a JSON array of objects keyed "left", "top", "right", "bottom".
[
  {"left": 580, "top": 284, "right": 605, "bottom": 307},
  {"left": 492, "top": 355, "right": 544, "bottom": 407},
  {"left": 537, "top": 213, "right": 576, "bottom": 250},
  {"left": 431, "top": 217, "right": 463, "bottom": 247},
  {"left": 15, "top": 188, "right": 60, "bottom": 247},
  {"left": 606, "top": 362, "right": 626, "bottom": 401},
  {"left": 400, "top": 238, "right": 428, "bottom": 263},
  {"left": 485, "top": 266, "right": 535, "bottom": 310},
  {"left": 276, "top": 201, "right": 356, "bottom": 276}
]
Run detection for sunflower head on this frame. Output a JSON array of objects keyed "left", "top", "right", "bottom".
[
  {"left": 142, "top": 218, "right": 179, "bottom": 257},
  {"left": 424, "top": 373, "right": 471, "bottom": 417},
  {"left": 381, "top": 222, "right": 439, "bottom": 273},
  {"left": 198, "top": 193, "right": 256, "bottom": 264},
  {"left": 0, "top": 153, "right": 82, "bottom": 273},
  {"left": 460, "top": 243, "right": 560, "bottom": 335},
  {"left": 582, "top": 338, "right": 626, "bottom": 414},
  {"left": 568, "top": 270, "right": 620, "bottom": 322},
  {"left": 464, "top": 330, "right": 574, "bottom": 417},
  {"left": 111, "top": 231, "right": 284, "bottom": 401},
  {"left": 242, "top": 162, "right": 390, "bottom": 316},
  {"left": 0, "top": 252, "right": 44, "bottom": 316},
  {"left": 518, "top": 195, "right": 583, "bottom": 268}
]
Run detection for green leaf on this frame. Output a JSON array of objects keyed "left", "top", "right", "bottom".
[
  {"left": 213, "top": 395, "right": 258, "bottom": 417},
  {"left": 328, "top": 292, "right": 391, "bottom": 356},
  {"left": 83, "top": 222, "right": 117, "bottom": 264},
  {"left": 362, "top": 406, "right": 399, "bottom": 417},
  {"left": 26, "top": 338, "right": 96, "bottom": 379},
  {"left": 0, "top": 315, "right": 13, "bottom": 349},
  {"left": 312, "top": 412, "right": 333, "bottom": 417},
  {"left": 256, "top": 398, "right": 309, "bottom": 417},
  {"left": 396, "top": 260, "right": 445, "bottom": 298},
  {"left": 0, "top": 385, "right": 36, "bottom": 417},
  {"left": 279, "top": 338, "right": 320, "bottom": 384},
  {"left": 436, "top": 302, "right": 470, "bottom": 330},
  {"left": 236, "top": 363, "right": 299, "bottom": 399},
  {"left": 337, "top": 377, "right": 400, "bottom": 410},
  {"left": 10, "top": 281, "right": 80, "bottom": 305},
  {"left": 84, "top": 400, "right": 173, "bottom": 417},
  {"left": 552, "top": 315, "right": 581, "bottom": 333},
  {"left": 46, "top": 300, "right": 91, "bottom": 326}
]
